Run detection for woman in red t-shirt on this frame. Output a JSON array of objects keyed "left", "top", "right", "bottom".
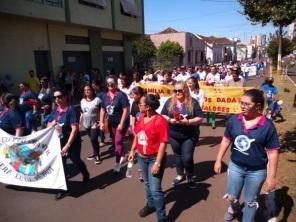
[{"left": 128, "top": 94, "right": 168, "bottom": 222}]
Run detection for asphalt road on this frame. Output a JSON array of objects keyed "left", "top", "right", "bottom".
[{"left": 0, "top": 77, "right": 265, "bottom": 222}]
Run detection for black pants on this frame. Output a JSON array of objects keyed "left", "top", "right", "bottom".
[
  {"left": 86, "top": 128, "right": 100, "bottom": 157},
  {"left": 98, "top": 128, "right": 105, "bottom": 143},
  {"left": 169, "top": 137, "right": 197, "bottom": 179},
  {"left": 61, "top": 138, "right": 89, "bottom": 184}
]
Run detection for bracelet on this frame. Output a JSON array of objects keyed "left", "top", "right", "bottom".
[
  {"left": 168, "top": 118, "right": 171, "bottom": 123},
  {"left": 154, "top": 161, "right": 161, "bottom": 168},
  {"left": 187, "top": 119, "right": 190, "bottom": 125}
]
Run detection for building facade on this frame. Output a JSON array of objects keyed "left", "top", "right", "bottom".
[
  {"left": 249, "top": 34, "right": 267, "bottom": 60},
  {"left": 0, "top": 0, "right": 144, "bottom": 89},
  {"left": 236, "top": 43, "right": 248, "bottom": 61},
  {"left": 288, "top": 21, "right": 296, "bottom": 40},
  {"left": 150, "top": 27, "right": 206, "bottom": 66},
  {"left": 196, "top": 35, "right": 236, "bottom": 65}
]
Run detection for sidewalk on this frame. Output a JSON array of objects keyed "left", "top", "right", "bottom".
[{"left": 263, "top": 67, "right": 296, "bottom": 221}]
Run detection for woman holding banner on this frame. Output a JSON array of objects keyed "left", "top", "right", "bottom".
[
  {"left": 161, "top": 81, "right": 203, "bottom": 188},
  {"left": 214, "top": 89, "right": 280, "bottom": 222},
  {"left": 48, "top": 89, "right": 89, "bottom": 200}
]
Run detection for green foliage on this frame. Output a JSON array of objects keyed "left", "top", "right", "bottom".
[
  {"left": 290, "top": 37, "right": 296, "bottom": 51},
  {"left": 132, "top": 36, "right": 156, "bottom": 71},
  {"left": 238, "top": 0, "right": 296, "bottom": 27},
  {"left": 156, "top": 40, "right": 183, "bottom": 59},
  {"left": 267, "top": 35, "right": 293, "bottom": 65}
]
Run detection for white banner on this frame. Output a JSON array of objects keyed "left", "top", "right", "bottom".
[{"left": 0, "top": 128, "right": 67, "bottom": 190}]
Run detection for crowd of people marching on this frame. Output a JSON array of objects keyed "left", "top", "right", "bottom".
[{"left": 0, "top": 60, "right": 281, "bottom": 222}]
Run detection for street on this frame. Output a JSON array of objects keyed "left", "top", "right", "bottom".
[{"left": 0, "top": 77, "right": 266, "bottom": 222}]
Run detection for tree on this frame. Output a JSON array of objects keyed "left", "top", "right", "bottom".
[
  {"left": 267, "top": 35, "right": 293, "bottom": 64},
  {"left": 156, "top": 40, "right": 183, "bottom": 59},
  {"left": 152, "top": 40, "right": 184, "bottom": 70},
  {"left": 238, "top": 0, "right": 296, "bottom": 74},
  {"left": 289, "top": 37, "right": 296, "bottom": 52},
  {"left": 132, "top": 36, "right": 156, "bottom": 72}
]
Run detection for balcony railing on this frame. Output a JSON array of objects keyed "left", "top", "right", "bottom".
[{"left": 27, "top": 0, "right": 64, "bottom": 8}]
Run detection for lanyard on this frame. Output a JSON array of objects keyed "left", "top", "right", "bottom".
[
  {"left": 107, "top": 90, "right": 118, "bottom": 106},
  {"left": 0, "top": 107, "right": 9, "bottom": 118}
]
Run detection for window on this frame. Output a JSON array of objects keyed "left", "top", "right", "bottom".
[
  {"left": 28, "top": 0, "right": 63, "bottom": 8},
  {"left": 195, "top": 51, "right": 198, "bottom": 64},
  {"left": 79, "top": 0, "right": 107, "bottom": 8},
  {"left": 102, "top": 39, "right": 123, "bottom": 47},
  {"left": 120, "top": 0, "right": 139, "bottom": 17},
  {"left": 65, "top": 35, "right": 89, "bottom": 44},
  {"left": 188, "top": 51, "right": 191, "bottom": 64}
]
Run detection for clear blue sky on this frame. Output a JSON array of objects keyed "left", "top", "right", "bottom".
[{"left": 144, "top": 0, "right": 276, "bottom": 43}]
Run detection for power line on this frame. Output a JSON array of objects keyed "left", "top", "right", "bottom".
[
  {"left": 148, "top": 9, "right": 233, "bottom": 24},
  {"left": 200, "top": 0, "right": 234, "bottom": 2},
  {"left": 146, "top": 22, "right": 250, "bottom": 31}
]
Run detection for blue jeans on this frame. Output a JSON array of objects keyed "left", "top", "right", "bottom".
[
  {"left": 170, "top": 137, "right": 197, "bottom": 179},
  {"left": 225, "top": 161, "right": 267, "bottom": 222},
  {"left": 137, "top": 154, "right": 166, "bottom": 221},
  {"left": 25, "top": 110, "right": 37, "bottom": 133}
]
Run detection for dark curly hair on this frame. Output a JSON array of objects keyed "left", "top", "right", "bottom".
[{"left": 143, "top": 93, "right": 160, "bottom": 111}]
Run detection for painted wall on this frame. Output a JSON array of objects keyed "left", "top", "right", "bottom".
[
  {"left": 0, "top": 0, "right": 65, "bottom": 22},
  {"left": 0, "top": 17, "right": 90, "bottom": 92},
  {"left": 150, "top": 32, "right": 206, "bottom": 66},
  {"left": 0, "top": 17, "right": 49, "bottom": 91},
  {"left": 67, "top": 0, "right": 112, "bottom": 29},
  {"left": 113, "top": 0, "right": 144, "bottom": 34}
]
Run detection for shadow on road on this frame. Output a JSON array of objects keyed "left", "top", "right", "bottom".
[
  {"left": 198, "top": 135, "right": 222, "bottom": 147},
  {"left": 164, "top": 157, "right": 228, "bottom": 182},
  {"left": 279, "top": 127, "right": 296, "bottom": 153},
  {"left": 194, "top": 160, "right": 228, "bottom": 182},
  {"left": 5, "top": 185, "right": 57, "bottom": 195},
  {"left": 68, "top": 167, "right": 127, "bottom": 198},
  {"left": 6, "top": 166, "right": 127, "bottom": 199},
  {"left": 254, "top": 186, "right": 294, "bottom": 222},
  {"left": 165, "top": 182, "right": 211, "bottom": 222}
]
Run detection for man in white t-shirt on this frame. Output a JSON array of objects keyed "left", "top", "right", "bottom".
[
  {"left": 206, "top": 66, "right": 220, "bottom": 85},
  {"left": 175, "top": 66, "right": 191, "bottom": 82}
]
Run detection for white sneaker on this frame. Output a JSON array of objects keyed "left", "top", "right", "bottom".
[{"left": 113, "top": 163, "right": 121, "bottom": 173}]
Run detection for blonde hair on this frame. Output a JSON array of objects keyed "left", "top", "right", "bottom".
[{"left": 168, "top": 81, "right": 194, "bottom": 115}]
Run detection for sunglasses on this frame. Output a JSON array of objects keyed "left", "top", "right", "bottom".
[
  {"left": 53, "top": 95, "right": 63, "bottom": 99},
  {"left": 173, "top": 89, "right": 184, "bottom": 94},
  {"left": 107, "top": 82, "right": 115, "bottom": 87}
]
